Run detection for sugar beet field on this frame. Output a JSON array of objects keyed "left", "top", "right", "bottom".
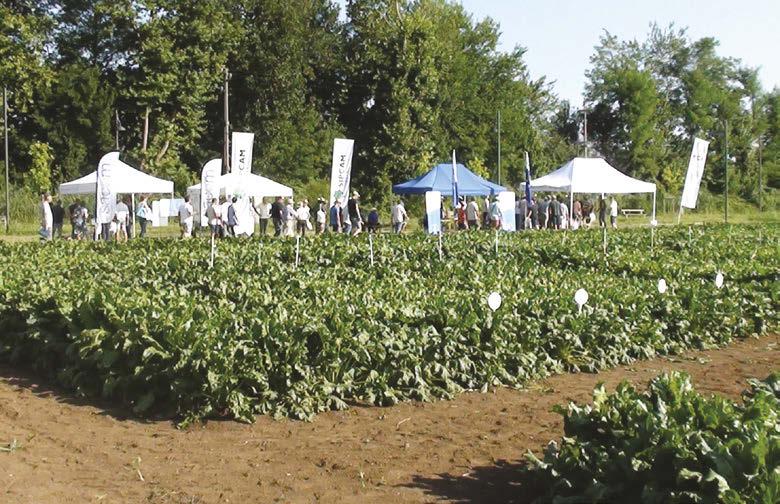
[
  {"left": 0, "top": 224, "right": 776, "bottom": 423},
  {"left": 0, "top": 224, "right": 778, "bottom": 503}
]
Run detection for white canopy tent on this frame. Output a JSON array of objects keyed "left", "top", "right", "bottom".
[
  {"left": 58, "top": 152, "right": 175, "bottom": 236},
  {"left": 530, "top": 157, "right": 657, "bottom": 221},
  {"left": 59, "top": 152, "right": 174, "bottom": 195},
  {"left": 186, "top": 172, "right": 293, "bottom": 199}
]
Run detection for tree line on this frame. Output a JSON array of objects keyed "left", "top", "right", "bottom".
[{"left": 2, "top": 1, "right": 777, "bottom": 207}]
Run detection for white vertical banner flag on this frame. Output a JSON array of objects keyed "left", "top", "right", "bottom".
[
  {"left": 230, "top": 132, "right": 254, "bottom": 176},
  {"left": 681, "top": 137, "right": 709, "bottom": 209},
  {"left": 329, "top": 138, "right": 355, "bottom": 207},
  {"left": 200, "top": 159, "right": 221, "bottom": 227},
  {"left": 425, "top": 190, "right": 442, "bottom": 235},
  {"left": 96, "top": 152, "right": 117, "bottom": 225},
  {"left": 497, "top": 191, "right": 516, "bottom": 232}
]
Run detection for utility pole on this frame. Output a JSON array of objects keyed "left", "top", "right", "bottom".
[
  {"left": 223, "top": 67, "right": 230, "bottom": 175},
  {"left": 758, "top": 135, "right": 763, "bottom": 212},
  {"left": 724, "top": 120, "right": 729, "bottom": 224},
  {"left": 497, "top": 110, "right": 501, "bottom": 185},
  {"left": 3, "top": 87, "right": 9, "bottom": 233},
  {"left": 583, "top": 110, "right": 589, "bottom": 158}
]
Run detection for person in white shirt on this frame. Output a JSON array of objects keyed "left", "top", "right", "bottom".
[
  {"left": 114, "top": 197, "right": 129, "bottom": 242},
  {"left": 179, "top": 195, "right": 194, "bottom": 238},
  {"left": 255, "top": 197, "right": 271, "bottom": 235},
  {"left": 391, "top": 200, "right": 408, "bottom": 233},
  {"left": 284, "top": 197, "right": 296, "bottom": 237},
  {"left": 316, "top": 199, "right": 327, "bottom": 234},
  {"left": 466, "top": 198, "right": 479, "bottom": 229},
  {"left": 39, "top": 193, "right": 53, "bottom": 241},
  {"left": 296, "top": 200, "right": 311, "bottom": 237},
  {"left": 610, "top": 197, "right": 619, "bottom": 229}
]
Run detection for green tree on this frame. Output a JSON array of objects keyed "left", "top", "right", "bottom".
[
  {"left": 32, "top": 63, "right": 114, "bottom": 182},
  {"left": 26, "top": 141, "right": 54, "bottom": 194}
]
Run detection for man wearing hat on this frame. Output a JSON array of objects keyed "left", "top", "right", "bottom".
[{"left": 347, "top": 190, "right": 362, "bottom": 236}]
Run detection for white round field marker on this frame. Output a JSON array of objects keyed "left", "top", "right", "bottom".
[
  {"left": 715, "top": 272, "right": 724, "bottom": 289},
  {"left": 487, "top": 292, "right": 502, "bottom": 311},
  {"left": 574, "top": 288, "right": 589, "bottom": 313},
  {"left": 657, "top": 278, "right": 668, "bottom": 294}
]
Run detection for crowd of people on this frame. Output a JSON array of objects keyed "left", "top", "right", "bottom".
[{"left": 38, "top": 189, "right": 622, "bottom": 242}]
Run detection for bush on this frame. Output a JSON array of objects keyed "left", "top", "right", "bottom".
[{"left": 526, "top": 372, "right": 780, "bottom": 503}]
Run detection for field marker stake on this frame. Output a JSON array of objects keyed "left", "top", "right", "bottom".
[
  {"left": 602, "top": 227, "right": 607, "bottom": 255},
  {"left": 369, "top": 233, "right": 374, "bottom": 267},
  {"left": 295, "top": 235, "right": 300, "bottom": 269},
  {"left": 438, "top": 232, "right": 443, "bottom": 260},
  {"left": 209, "top": 234, "right": 215, "bottom": 269},
  {"left": 494, "top": 230, "right": 499, "bottom": 256}
]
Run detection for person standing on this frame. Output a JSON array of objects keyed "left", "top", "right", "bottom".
[
  {"left": 466, "top": 197, "right": 479, "bottom": 230},
  {"left": 296, "top": 200, "right": 311, "bottom": 236},
  {"left": 550, "top": 195, "right": 562, "bottom": 230},
  {"left": 530, "top": 197, "right": 539, "bottom": 229},
  {"left": 610, "top": 197, "right": 619, "bottom": 229},
  {"left": 226, "top": 196, "right": 238, "bottom": 237},
  {"left": 271, "top": 196, "right": 284, "bottom": 237},
  {"left": 518, "top": 197, "right": 528, "bottom": 230},
  {"left": 255, "top": 197, "right": 271, "bottom": 235},
  {"left": 347, "top": 191, "right": 362, "bottom": 236},
  {"left": 456, "top": 198, "right": 468, "bottom": 230},
  {"left": 330, "top": 199, "right": 343, "bottom": 233},
  {"left": 489, "top": 196, "right": 501, "bottom": 229},
  {"left": 598, "top": 195, "right": 607, "bottom": 228},
  {"left": 366, "top": 208, "right": 380, "bottom": 233},
  {"left": 482, "top": 196, "right": 491, "bottom": 228},
  {"left": 560, "top": 198, "right": 569, "bottom": 230},
  {"left": 391, "top": 200, "right": 408, "bottom": 233},
  {"left": 50, "top": 199, "right": 65, "bottom": 239},
  {"left": 39, "top": 193, "right": 53, "bottom": 242},
  {"left": 206, "top": 198, "right": 220, "bottom": 238},
  {"left": 114, "top": 197, "right": 129, "bottom": 242},
  {"left": 136, "top": 195, "right": 152, "bottom": 238},
  {"left": 283, "top": 197, "right": 296, "bottom": 237},
  {"left": 538, "top": 196, "right": 550, "bottom": 229},
  {"left": 316, "top": 200, "right": 326, "bottom": 234},
  {"left": 179, "top": 195, "right": 194, "bottom": 238}
]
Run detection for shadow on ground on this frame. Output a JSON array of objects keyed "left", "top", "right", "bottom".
[
  {"left": 403, "top": 459, "right": 543, "bottom": 504},
  {"left": 0, "top": 364, "right": 162, "bottom": 424}
]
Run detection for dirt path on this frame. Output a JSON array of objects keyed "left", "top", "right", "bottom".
[{"left": 1, "top": 334, "right": 778, "bottom": 504}]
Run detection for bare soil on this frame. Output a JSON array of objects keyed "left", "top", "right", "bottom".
[{"left": 1, "top": 334, "right": 778, "bottom": 504}]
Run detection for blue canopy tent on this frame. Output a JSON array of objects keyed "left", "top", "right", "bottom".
[{"left": 392, "top": 163, "right": 507, "bottom": 196}]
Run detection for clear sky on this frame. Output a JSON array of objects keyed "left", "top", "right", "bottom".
[{"left": 336, "top": 0, "right": 780, "bottom": 106}]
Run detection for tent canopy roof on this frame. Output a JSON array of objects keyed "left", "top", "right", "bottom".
[
  {"left": 393, "top": 163, "right": 507, "bottom": 196},
  {"left": 59, "top": 152, "right": 174, "bottom": 195},
  {"left": 530, "top": 157, "right": 656, "bottom": 194},
  {"left": 187, "top": 171, "right": 293, "bottom": 198}
]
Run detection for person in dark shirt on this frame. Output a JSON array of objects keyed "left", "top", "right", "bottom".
[
  {"left": 550, "top": 195, "right": 562, "bottom": 229},
  {"left": 329, "top": 199, "right": 343, "bottom": 233},
  {"left": 270, "top": 196, "right": 284, "bottom": 237},
  {"left": 530, "top": 197, "right": 538, "bottom": 229},
  {"left": 366, "top": 208, "right": 379, "bottom": 233},
  {"left": 347, "top": 191, "right": 362, "bottom": 235},
  {"left": 598, "top": 195, "right": 607, "bottom": 228},
  {"left": 51, "top": 199, "right": 65, "bottom": 239},
  {"left": 518, "top": 198, "right": 528, "bottom": 230}
]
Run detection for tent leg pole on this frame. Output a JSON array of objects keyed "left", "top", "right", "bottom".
[
  {"left": 569, "top": 189, "right": 574, "bottom": 231},
  {"left": 131, "top": 193, "right": 136, "bottom": 239},
  {"left": 652, "top": 190, "right": 656, "bottom": 224}
]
